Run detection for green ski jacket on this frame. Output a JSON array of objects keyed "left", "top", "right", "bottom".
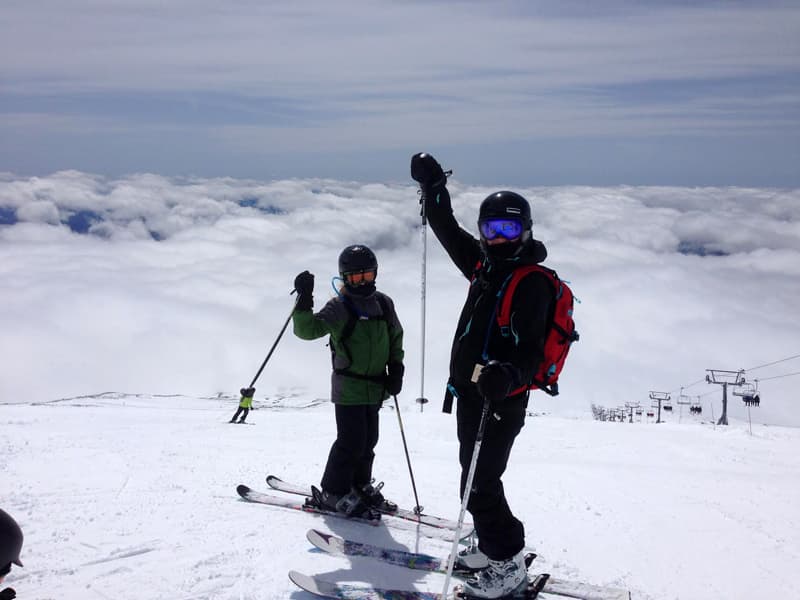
[{"left": 293, "top": 290, "right": 404, "bottom": 405}]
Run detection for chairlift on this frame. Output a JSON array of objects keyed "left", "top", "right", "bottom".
[
  {"left": 663, "top": 403, "right": 673, "bottom": 412},
  {"left": 734, "top": 381, "right": 761, "bottom": 407}
]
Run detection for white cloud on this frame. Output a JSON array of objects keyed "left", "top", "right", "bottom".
[{"left": 1, "top": 171, "right": 799, "bottom": 427}]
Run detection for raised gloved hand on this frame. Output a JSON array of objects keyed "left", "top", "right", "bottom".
[
  {"left": 294, "top": 270, "right": 314, "bottom": 295},
  {"left": 410, "top": 153, "right": 447, "bottom": 188},
  {"left": 386, "top": 362, "right": 404, "bottom": 396},
  {"left": 0, "top": 587, "right": 17, "bottom": 600},
  {"left": 476, "top": 360, "right": 519, "bottom": 402},
  {"left": 294, "top": 270, "right": 314, "bottom": 311}
]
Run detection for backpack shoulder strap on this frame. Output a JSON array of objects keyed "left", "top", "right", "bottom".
[
  {"left": 496, "top": 265, "right": 557, "bottom": 329},
  {"left": 339, "top": 299, "right": 360, "bottom": 346},
  {"left": 375, "top": 294, "right": 393, "bottom": 330}
]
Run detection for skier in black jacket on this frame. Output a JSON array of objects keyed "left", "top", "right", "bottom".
[{"left": 411, "top": 153, "right": 554, "bottom": 599}]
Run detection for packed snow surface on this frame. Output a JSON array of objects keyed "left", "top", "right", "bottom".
[{"left": 3, "top": 393, "right": 799, "bottom": 599}]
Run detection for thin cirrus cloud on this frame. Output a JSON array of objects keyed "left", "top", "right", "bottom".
[
  {"left": 1, "top": 170, "right": 799, "bottom": 428},
  {"left": 1, "top": 1, "right": 798, "bottom": 184}
]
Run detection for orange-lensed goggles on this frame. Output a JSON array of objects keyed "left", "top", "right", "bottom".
[{"left": 343, "top": 269, "right": 377, "bottom": 285}]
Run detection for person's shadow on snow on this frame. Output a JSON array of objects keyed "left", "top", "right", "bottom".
[{"left": 288, "top": 511, "right": 451, "bottom": 598}]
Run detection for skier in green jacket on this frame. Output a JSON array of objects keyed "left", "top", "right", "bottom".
[
  {"left": 229, "top": 387, "right": 254, "bottom": 423},
  {"left": 292, "top": 244, "right": 404, "bottom": 520}
]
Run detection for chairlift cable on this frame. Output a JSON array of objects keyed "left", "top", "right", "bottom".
[
  {"left": 745, "top": 353, "right": 800, "bottom": 372},
  {"left": 756, "top": 370, "right": 800, "bottom": 382},
  {"left": 669, "top": 378, "right": 706, "bottom": 395}
]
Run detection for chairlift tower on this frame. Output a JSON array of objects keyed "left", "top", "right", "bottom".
[
  {"left": 625, "top": 401, "right": 641, "bottom": 424},
  {"left": 649, "top": 391, "right": 671, "bottom": 424},
  {"left": 705, "top": 369, "right": 745, "bottom": 426}
]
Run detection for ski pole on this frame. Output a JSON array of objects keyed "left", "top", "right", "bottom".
[
  {"left": 247, "top": 291, "right": 297, "bottom": 388},
  {"left": 415, "top": 169, "right": 451, "bottom": 413},
  {"left": 416, "top": 189, "right": 430, "bottom": 413},
  {"left": 441, "top": 394, "right": 492, "bottom": 598},
  {"left": 393, "top": 395, "right": 423, "bottom": 515}
]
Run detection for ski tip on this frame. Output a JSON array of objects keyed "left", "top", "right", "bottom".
[
  {"left": 266, "top": 474, "right": 281, "bottom": 485},
  {"left": 236, "top": 484, "right": 251, "bottom": 497},
  {"left": 288, "top": 570, "right": 314, "bottom": 593},
  {"left": 306, "top": 528, "right": 335, "bottom": 547}
]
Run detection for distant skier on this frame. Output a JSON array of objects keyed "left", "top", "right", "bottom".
[
  {"left": 230, "top": 387, "right": 255, "bottom": 423},
  {"left": 411, "top": 153, "right": 555, "bottom": 599},
  {"left": 292, "top": 244, "right": 404, "bottom": 520},
  {"left": 0, "top": 508, "right": 23, "bottom": 600}
]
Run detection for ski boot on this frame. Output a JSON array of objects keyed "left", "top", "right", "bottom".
[
  {"left": 460, "top": 551, "right": 529, "bottom": 599},
  {"left": 456, "top": 573, "right": 550, "bottom": 600},
  {"left": 306, "top": 486, "right": 381, "bottom": 521},
  {"left": 358, "top": 480, "right": 398, "bottom": 513},
  {"left": 454, "top": 529, "right": 489, "bottom": 572}
]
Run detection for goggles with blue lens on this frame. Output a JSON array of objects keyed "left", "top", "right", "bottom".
[{"left": 479, "top": 218, "right": 523, "bottom": 241}]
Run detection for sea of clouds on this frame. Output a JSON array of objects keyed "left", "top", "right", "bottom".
[{"left": 2, "top": 171, "right": 799, "bottom": 425}]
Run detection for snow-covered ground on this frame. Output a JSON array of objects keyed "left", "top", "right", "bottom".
[{"left": 3, "top": 392, "right": 799, "bottom": 599}]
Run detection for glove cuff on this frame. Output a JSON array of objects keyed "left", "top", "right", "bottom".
[
  {"left": 295, "top": 294, "right": 313, "bottom": 311},
  {"left": 388, "top": 362, "right": 404, "bottom": 376},
  {"left": 501, "top": 362, "right": 521, "bottom": 388}
]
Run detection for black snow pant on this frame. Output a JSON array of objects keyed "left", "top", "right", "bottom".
[
  {"left": 456, "top": 386, "right": 527, "bottom": 561},
  {"left": 321, "top": 403, "right": 380, "bottom": 496},
  {"left": 231, "top": 407, "right": 249, "bottom": 422}
]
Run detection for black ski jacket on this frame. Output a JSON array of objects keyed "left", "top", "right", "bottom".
[{"left": 424, "top": 185, "right": 554, "bottom": 404}]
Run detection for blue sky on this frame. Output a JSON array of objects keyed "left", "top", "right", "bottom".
[{"left": 1, "top": 0, "right": 798, "bottom": 186}]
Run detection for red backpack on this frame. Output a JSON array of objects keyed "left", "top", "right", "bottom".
[{"left": 495, "top": 265, "right": 579, "bottom": 396}]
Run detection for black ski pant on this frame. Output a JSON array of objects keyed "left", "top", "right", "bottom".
[
  {"left": 321, "top": 403, "right": 380, "bottom": 496},
  {"left": 231, "top": 407, "right": 249, "bottom": 422},
  {"left": 456, "top": 387, "right": 527, "bottom": 561}
]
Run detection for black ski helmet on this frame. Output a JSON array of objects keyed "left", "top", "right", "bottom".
[
  {"left": 338, "top": 245, "right": 378, "bottom": 278},
  {"left": 478, "top": 191, "right": 533, "bottom": 230},
  {"left": 478, "top": 191, "right": 533, "bottom": 260},
  {"left": 0, "top": 508, "right": 23, "bottom": 568}
]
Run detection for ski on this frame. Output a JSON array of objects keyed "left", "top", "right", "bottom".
[
  {"left": 289, "top": 569, "right": 551, "bottom": 600},
  {"left": 237, "top": 485, "right": 380, "bottom": 526},
  {"left": 267, "top": 475, "right": 469, "bottom": 532},
  {"left": 307, "top": 529, "right": 535, "bottom": 577},
  {"left": 304, "top": 530, "right": 630, "bottom": 600},
  {"left": 237, "top": 485, "right": 457, "bottom": 541}
]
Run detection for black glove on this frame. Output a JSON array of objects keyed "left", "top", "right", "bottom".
[
  {"left": 0, "top": 587, "right": 17, "bottom": 600},
  {"left": 294, "top": 270, "right": 314, "bottom": 295},
  {"left": 410, "top": 153, "right": 447, "bottom": 188},
  {"left": 476, "top": 360, "right": 519, "bottom": 403},
  {"left": 294, "top": 270, "right": 314, "bottom": 311},
  {"left": 386, "top": 362, "right": 404, "bottom": 396}
]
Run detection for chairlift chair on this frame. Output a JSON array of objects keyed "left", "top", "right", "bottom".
[{"left": 734, "top": 381, "right": 760, "bottom": 407}]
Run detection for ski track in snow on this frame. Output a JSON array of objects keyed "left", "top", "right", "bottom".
[{"left": 2, "top": 393, "right": 800, "bottom": 599}]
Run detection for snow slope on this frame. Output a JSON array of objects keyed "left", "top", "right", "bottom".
[{"left": 3, "top": 393, "right": 799, "bottom": 599}]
